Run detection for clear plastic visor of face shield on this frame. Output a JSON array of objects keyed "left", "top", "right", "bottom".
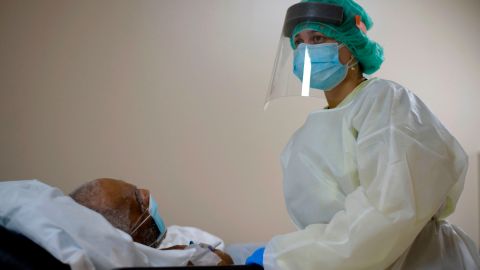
[{"left": 265, "top": 2, "right": 344, "bottom": 110}]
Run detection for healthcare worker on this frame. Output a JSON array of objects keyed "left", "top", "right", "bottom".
[{"left": 246, "top": 0, "right": 480, "bottom": 269}]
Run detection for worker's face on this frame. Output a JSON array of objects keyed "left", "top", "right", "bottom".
[
  {"left": 293, "top": 30, "right": 353, "bottom": 65},
  {"left": 95, "top": 178, "right": 162, "bottom": 247}
]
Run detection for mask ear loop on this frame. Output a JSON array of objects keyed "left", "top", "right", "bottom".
[
  {"left": 338, "top": 44, "right": 359, "bottom": 71},
  {"left": 347, "top": 56, "right": 359, "bottom": 71},
  {"left": 130, "top": 210, "right": 151, "bottom": 236},
  {"left": 130, "top": 211, "right": 166, "bottom": 248}
]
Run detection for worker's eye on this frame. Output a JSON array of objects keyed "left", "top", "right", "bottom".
[
  {"left": 312, "top": 34, "right": 326, "bottom": 44},
  {"left": 294, "top": 38, "right": 304, "bottom": 48}
]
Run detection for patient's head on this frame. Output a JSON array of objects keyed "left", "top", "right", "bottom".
[{"left": 70, "top": 178, "right": 164, "bottom": 247}]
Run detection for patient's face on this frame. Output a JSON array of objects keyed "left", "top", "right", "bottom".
[{"left": 92, "top": 178, "right": 161, "bottom": 247}]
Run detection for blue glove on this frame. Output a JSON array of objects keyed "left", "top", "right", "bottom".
[{"left": 245, "top": 247, "right": 265, "bottom": 266}]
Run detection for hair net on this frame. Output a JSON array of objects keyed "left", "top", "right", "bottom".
[{"left": 291, "top": 0, "right": 384, "bottom": 74}]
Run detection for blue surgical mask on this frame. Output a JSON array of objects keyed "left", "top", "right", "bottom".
[
  {"left": 293, "top": 43, "right": 353, "bottom": 91},
  {"left": 148, "top": 195, "right": 167, "bottom": 239}
]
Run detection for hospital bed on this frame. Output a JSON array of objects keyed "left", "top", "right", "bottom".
[
  {"left": 116, "top": 266, "right": 262, "bottom": 270},
  {"left": 0, "top": 225, "right": 263, "bottom": 270},
  {"left": 0, "top": 181, "right": 263, "bottom": 270}
]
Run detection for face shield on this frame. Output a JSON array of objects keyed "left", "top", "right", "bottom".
[{"left": 265, "top": 2, "right": 345, "bottom": 109}]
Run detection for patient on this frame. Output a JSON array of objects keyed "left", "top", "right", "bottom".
[
  {"left": 0, "top": 178, "right": 236, "bottom": 268},
  {"left": 70, "top": 178, "right": 233, "bottom": 265}
]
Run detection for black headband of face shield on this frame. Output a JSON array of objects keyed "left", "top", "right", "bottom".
[{"left": 282, "top": 2, "right": 344, "bottom": 38}]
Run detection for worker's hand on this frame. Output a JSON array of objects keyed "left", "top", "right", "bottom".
[{"left": 246, "top": 246, "right": 265, "bottom": 266}]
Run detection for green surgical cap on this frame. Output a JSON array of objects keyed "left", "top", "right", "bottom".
[{"left": 292, "top": 0, "right": 384, "bottom": 74}]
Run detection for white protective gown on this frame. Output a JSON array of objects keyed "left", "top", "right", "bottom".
[
  {"left": 263, "top": 78, "right": 480, "bottom": 270},
  {"left": 0, "top": 180, "right": 224, "bottom": 270}
]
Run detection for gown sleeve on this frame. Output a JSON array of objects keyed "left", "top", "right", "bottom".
[{"left": 263, "top": 80, "right": 468, "bottom": 270}]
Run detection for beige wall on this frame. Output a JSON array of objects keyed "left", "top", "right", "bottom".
[{"left": 1, "top": 0, "right": 479, "bottom": 246}]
